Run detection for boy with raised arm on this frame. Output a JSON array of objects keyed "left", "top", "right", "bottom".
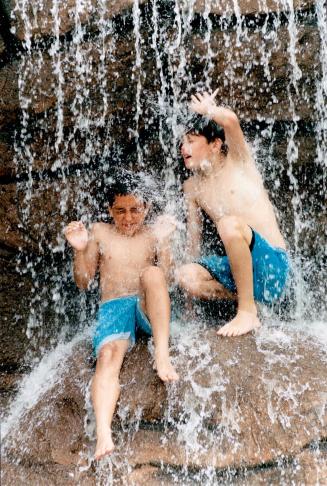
[
  {"left": 64, "top": 175, "right": 178, "bottom": 460},
  {"left": 176, "top": 90, "right": 290, "bottom": 336}
]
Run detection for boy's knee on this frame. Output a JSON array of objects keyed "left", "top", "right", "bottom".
[
  {"left": 176, "top": 264, "right": 192, "bottom": 286},
  {"left": 97, "top": 342, "right": 121, "bottom": 368},
  {"left": 176, "top": 264, "right": 202, "bottom": 296},
  {"left": 140, "top": 266, "right": 165, "bottom": 288}
]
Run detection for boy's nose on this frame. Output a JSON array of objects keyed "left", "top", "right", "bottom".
[
  {"left": 124, "top": 211, "right": 133, "bottom": 222},
  {"left": 180, "top": 144, "right": 186, "bottom": 156}
]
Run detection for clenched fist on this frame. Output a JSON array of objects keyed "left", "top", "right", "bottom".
[{"left": 64, "top": 221, "right": 89, "bottom": 251}]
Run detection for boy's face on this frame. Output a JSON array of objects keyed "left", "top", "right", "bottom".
[
  {"left": 180, "top": 133, "right": 220, "bottom": 170},
  {"left": 109, "top": 194, "right": 148, "bottom": 236}
]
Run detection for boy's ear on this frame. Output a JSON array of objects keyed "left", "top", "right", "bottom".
[
  {"left": 211, "top": 138, "right": 222, "bottom": 152},
  {"left": 108, "top": 206, "right": 113, "bottom": 218}
]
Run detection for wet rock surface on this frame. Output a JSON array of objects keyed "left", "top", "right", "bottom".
[
  {"left": 0, "top": 34, "right": 5, "bottom": 55},
  {"left": 193, "top": 0, "right": 316, "bottom": 15},
  {"left": 9, "top": 0, "right": 318, "bottom": 42},
  {"left": 0, "top": 250, "right": 32, "bottom": 366},
  {"left": 0, "top": 0, "right": 326, "bottom": 483},
  {"left": 3, "top": 327, "right": 327, "bottom": 484}
]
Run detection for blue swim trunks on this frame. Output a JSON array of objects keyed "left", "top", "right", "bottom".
[
  {"left": 197, "top": 230, "right": 290, "bottom": 305},
  {"left": 93, "top": 295, "right": 152, "bottom": 357}
]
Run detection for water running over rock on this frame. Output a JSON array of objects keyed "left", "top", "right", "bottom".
[{"left": 0, "top": 0, "right": 326, "bottom": 484}]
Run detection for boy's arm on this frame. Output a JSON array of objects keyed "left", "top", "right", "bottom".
[
  {"left": 190, "top": 90, "right": 251, "bottom": 162},
  {"left": 152, "top": 215, "right": 177, "bottom": 283},
  {"left": 183, "top": 179, "right": 202, "bottom": 260},
  {"left": 64, "top": 222, "right": 99, "bottom": 289}
]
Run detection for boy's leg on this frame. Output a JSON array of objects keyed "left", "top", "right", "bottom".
[
  {"left": 91, "top": 339, "right": 129, "bottom": 460},
  {"left": 140, "top": 266, "right": 179, "bottom": 382},
  {"left": 176, "top": 263, "right": 236, "bottom": 300},
  {"left": 216, "top": 215, "right": 261, "bottom": 336}
]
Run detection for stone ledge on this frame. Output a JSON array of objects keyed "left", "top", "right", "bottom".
[
  {"left": 11, "top": 0, "right": 148, "bottom": 41},
  {"left": 9, "top": 0, "right": 318, "bottom": 42},
  {"left": 193, "top": 0, "right": 316, "bottom": 16}
]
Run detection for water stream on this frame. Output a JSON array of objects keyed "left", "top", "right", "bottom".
[{"left": 2, "top": 0, "right": 326, "bottom": 483}]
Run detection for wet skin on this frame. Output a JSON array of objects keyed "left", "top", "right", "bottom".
[
  {"left": 178, "top": 90, "right": 286, "bottom": 336},
  {"left": 64, "top": 194, "right": 178, "bottom": 460}
]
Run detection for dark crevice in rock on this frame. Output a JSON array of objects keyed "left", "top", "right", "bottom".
[
  {"left": 149, "top": 448, "right": 314, "bottom": 482},
  {"left": 13, "top": 9, "right": 134, "bottom": 56},
  {"left": 129, "top": 420, "right": 167, "bottom": 432},
  {"left": 10, "top": 2, "right": 318, "bottom": 61},
  {"left": 0, "top": 157, "right": 112, "bottom": 185},
  {"left": 304, "top": 438, "right": 327, "bottom": 450},
  {"left": 0, "top": 243, "right": 19, "bottom": 257},
  {"left": 0, "top": 1, "right": 22, "bottom": 68},
  {"left": 0, "top": 362, "right": 30, "bottom": 373},
  {"left": 191, "top": 6, "right": 318, "bottom": 34},
  {"left": 0, "top": 118, "right": 316, "bottom": 186},
  {"left": 243, "top": 119, "right": 316, "bottom": 135}
]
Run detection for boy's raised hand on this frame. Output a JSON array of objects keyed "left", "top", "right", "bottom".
[
  {"left": 64, "top": 221, "right": 89, "bottom": 251},
  {"left": 190, "top": 88, "right": 219, "bottom": 117},
  {"left": 152, "top": 214, "right": 177, "bottom": 242}
]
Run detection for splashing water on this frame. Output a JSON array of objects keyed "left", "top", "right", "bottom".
[{"left": 2, "top": 0, "right": 327, "bottom": 484}]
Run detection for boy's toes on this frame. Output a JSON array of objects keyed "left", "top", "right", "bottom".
[
  {"left": 157, "top": 363, "right": 179, "bottom": 382},
  {"left": 167, "top": 369, "right": 179, "bottom": 381}
]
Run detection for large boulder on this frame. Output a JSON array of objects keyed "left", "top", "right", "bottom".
[{"left": 2, "top": 324, "right": 327, "bottom": 484}]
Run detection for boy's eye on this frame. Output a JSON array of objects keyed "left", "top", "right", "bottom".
[{"left": 114, "top": 208, "right": 143, "bottom": 214}]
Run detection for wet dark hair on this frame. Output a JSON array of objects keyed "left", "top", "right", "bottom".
[
  {"left": 103, "top": 171, "right": 150, "bottom": 208},
  {"left": 185, "top": 114, "right": 229, "bottom": 156}
]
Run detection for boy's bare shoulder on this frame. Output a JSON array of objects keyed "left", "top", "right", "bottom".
[
  {"left": 141, "top": 226, "right": 157, "bottom": 243},
  {"left": 183, "top": 175, "right": 197, "bottom": 191},
  {"left": 183, "top": 175, "right": 198, "bottom": 195},
  {"left": 90, "top": 222, "right": 114, "bottom": 239}
]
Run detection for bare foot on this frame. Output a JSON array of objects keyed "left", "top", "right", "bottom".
[
  {"left": 155, "top": 353, "right": 179, "bottom": 382},
  {"left": 94, "top": 429, "right": 115, "bottom": 460},
  {"left": 217, "top": 310, "right": 262, "bottom": 337}
]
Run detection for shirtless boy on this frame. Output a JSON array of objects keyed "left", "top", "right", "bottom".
[
  {"left": 64, "top": 175, "right": 178, "bottom": 460},
  {"left": 176, "top": 90, "right": 290, "bottom": 336}
]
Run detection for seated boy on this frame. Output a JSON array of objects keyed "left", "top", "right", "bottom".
[
  {"left": 176, "top": 90, "right": 290, "bottom": 336},
  {"left": 64, "top": 174, "right": 179, "bottom": 460}
]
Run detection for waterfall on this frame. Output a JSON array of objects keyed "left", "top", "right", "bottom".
[{"left": 1, "top": 0, "right": 326, "bottom": 484}]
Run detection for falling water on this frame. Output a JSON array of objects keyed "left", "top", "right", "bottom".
[{"left": 1, "top": 0, "right": 326, "bottom": 484}]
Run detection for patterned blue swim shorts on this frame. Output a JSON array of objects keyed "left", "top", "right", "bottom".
[
  {"left": 93, "top": 295, "right": 152, "bottom": 357},
  {"left": 197, "top": 230, "right": 290, "bottom": 305}
]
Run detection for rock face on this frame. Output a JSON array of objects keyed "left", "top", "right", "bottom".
[
  {"left": 10, "top": 0, "right": 317, "bottom": 41},
  {"left": 0, "top": 1, "right": 326, "bottom": 482},
  {"left": 2, "top": 326, "right": 327, "bottom": 484}
]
